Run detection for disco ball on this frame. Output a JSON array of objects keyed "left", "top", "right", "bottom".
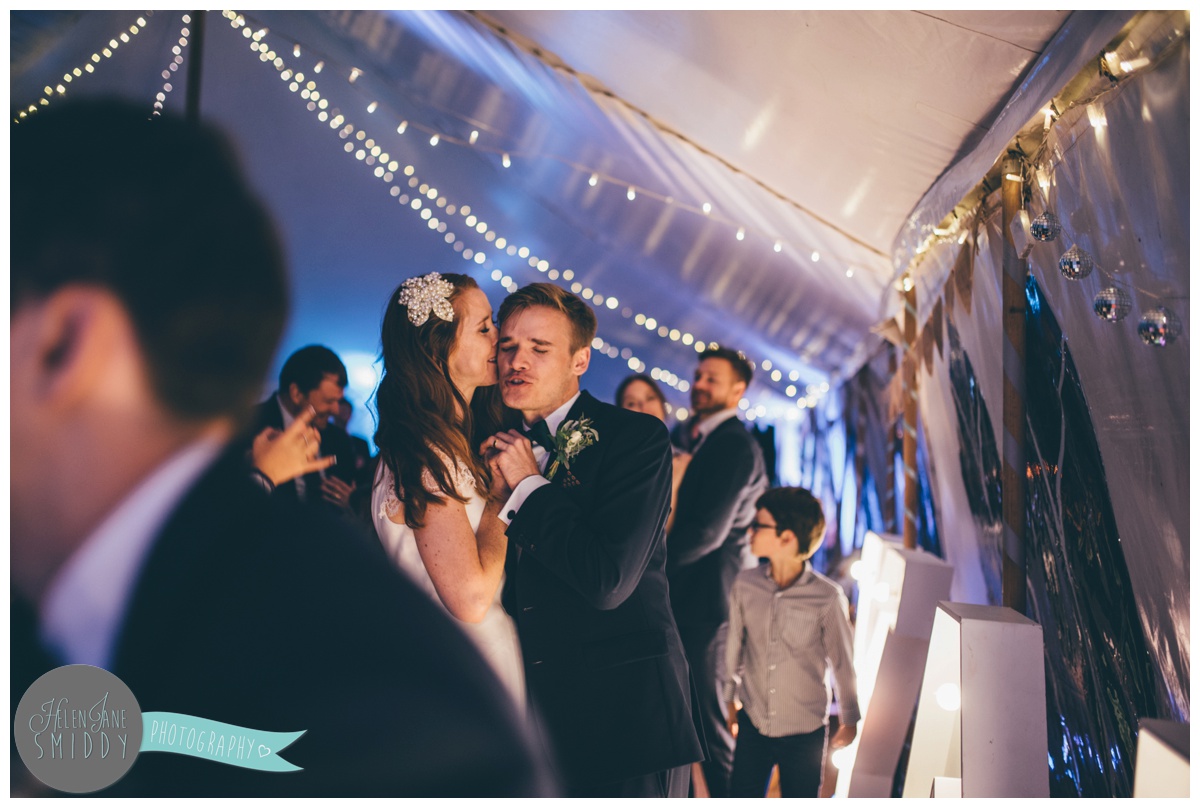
[
  {"left": 1092, "top": 287, "right": 1132, "bottom": 322},
  {"left": 1058, "top": 245, "right": 1094, "bottom": 281},
  {"left": 1030, "top": 212, "right": 1061, "bottom": 242},
  {"left": 1137, "top": 307, "right": 1182, "bottom": 347}
]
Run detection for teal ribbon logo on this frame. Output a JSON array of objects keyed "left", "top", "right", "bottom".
[{"left": 140, "top": 712, "right": 305, "bottom": 772}]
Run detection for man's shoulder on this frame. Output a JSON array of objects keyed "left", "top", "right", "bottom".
[
  {"left": 579, "top": 391, "right": 668, "bottom": 441},
  {"left": 247, "top": 394, "right": 283, "bottom": 432},
  {"left": 693, "top": 416, "right": 763, "bottom": 464}
]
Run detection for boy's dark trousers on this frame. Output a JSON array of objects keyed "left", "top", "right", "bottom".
[{"left": 729, "top": 710, "right": 827, "bottom": 797}]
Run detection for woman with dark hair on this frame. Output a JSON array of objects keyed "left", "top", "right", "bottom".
[
  {"left": 371, "top": 272, "right": 524, "bottom": 705},
  {"left": 616, "top": 373, "right": 692, "bottom": 534},
  {"left": 616, "top": 373, "right": 670, "bottom": 422}
]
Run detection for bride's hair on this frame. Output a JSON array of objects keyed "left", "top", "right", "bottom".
[{"left": 374, "top": 273, "right": 507, "bottom": 528}]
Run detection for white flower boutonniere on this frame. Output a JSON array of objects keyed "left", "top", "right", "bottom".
[{"left": 546, "top": 417, "right": 599, "bottom": 482}]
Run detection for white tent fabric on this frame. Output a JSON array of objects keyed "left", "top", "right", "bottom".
[{"left": 12, "top": 10, "right": 1125, "bottom": 404}]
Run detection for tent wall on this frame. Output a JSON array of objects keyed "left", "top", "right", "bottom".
[{"left": 899, "top": 34, "right": 1189, "bottom": 797}]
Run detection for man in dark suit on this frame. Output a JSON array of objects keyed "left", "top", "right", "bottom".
[
  {"left": 486, "top": 284, "right": 704, "bottom": 797},
  {"left": 668, "top": 347, "right": 769, "bottom": 797},
  {"left": 245, "top": 345, "right": 359, "bottom": 513},
  {"left": 11, "top": 100, "right": 552, "bottom": 797}
]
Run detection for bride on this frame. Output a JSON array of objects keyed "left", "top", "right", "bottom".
[{"left": 370, "top": 271, "right": 524, "bottom": 707}]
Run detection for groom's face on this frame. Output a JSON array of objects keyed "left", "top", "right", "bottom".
[{"left": 498, "top": 305, "right": 589, "bottom": 421}]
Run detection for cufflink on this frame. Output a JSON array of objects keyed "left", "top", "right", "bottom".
[{"left": 507, "top": 510, "right": 516, "bottom": 520}]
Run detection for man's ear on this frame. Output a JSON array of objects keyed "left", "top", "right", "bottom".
[
  {"left": 732, "top": 379, "right": 748, "bottom": 401},
  {"left": 571, "top": 346, "right": 591, "bottom": 377},
  {"left": 287, "top": 382, "right": 305, "bottom": 406},
  {"left": 20, "top": 286, "right": 123, "bottom": 412}
]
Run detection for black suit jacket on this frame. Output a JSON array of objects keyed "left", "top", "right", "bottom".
[
  {"left": 12, "top": 449, "right": 554, "bottom": 797},
  {"left": 504, "top": 391, "right": 704, "bottom": 789},
  {"left": 246, "top": 395, "right": 357, "bottom": 510},
  {"left": 667, "top": 415, "right": 768, "bottom": 626}
]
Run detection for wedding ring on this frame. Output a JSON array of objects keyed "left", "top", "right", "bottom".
[{"left": 492, "top": 438, "right": 499, "bottom": 450}]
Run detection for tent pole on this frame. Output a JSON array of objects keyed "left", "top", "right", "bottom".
[
  {"left": 1000, "top": 156, "right": 1028, "bottom": 614},
  {"left": 901, "top": 283, "right": 918, "bottom": 550},
  {"left": 885, "top": 346, "right": 897, "bottom": 534},
  {"left": 185, "top": 11, "right": 207, "bottom": 121}
]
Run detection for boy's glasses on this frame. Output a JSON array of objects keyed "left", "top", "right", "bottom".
[{"left": 749, "top": 522, "right": 778, "bottom": 533}]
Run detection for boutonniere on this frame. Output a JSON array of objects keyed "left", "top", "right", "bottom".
[{"left": 546, "top": 416, "right": 599, "bottom": 484}]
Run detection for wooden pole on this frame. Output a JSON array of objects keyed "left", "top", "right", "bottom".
[
  {"left": 884, "top": 346, "right": 898, "bottom": 533},
  {"left": 185, "top": 11, "right": 206, "bottom": 122},
  {"left": 1000, "top": 155, "right": 1028, "bottom": 614},
  {"left": 902, "top": 282, "right": 919, "bottom": 550}
]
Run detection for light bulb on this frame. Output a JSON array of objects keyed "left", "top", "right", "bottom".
[
  {"left": 627, "top": 187, "right": 636, "bottom": 201},
  {"left": 736, "top": 227, "right": 745, "bottom": 241},
  {"left": 589, "top": 173, "right": 598, "bottom": 187},
  {"left": 502, "top": 153, "right": 511, "bottom": 168},
  {"left": 935, "top": 683, "right": 961, "bottom": 712},
  {"left": 774, "top": 240, "right": 782, "bottom": 253}
]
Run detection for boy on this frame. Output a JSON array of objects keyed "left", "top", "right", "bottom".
[{"left": 724, "top": 487, "right": 860, "bottom": 797}]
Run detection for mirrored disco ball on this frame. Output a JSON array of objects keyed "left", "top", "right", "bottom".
[
  {"left": 1092, "top": 287, "right": 1132, "bottom": 322},
  {"left": 1058, "top": 245, "right": 1094, "bottom": 280},
  {"left": 1030, "top": 212, "right": 1061, "bottom": 242},
  {"left": 1137, "top": 307, "right": 1182, "bottom": 346}
]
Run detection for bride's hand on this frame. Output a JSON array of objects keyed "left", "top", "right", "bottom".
[
  {"left": 487, "top": 456, "right": 513, "bottom": 501},
  {"left": 489, "top": 430, "right": 542, "bottom": 490}
]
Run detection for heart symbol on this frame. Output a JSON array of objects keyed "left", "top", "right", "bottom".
[{"left": 258, "top": 745, "right": 271, "bottom": 758}]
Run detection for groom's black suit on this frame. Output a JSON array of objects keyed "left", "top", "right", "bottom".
[
  {"left": 503, "top": 391, "right": 704, "bottom": 793},
  {"left": 12, "top": 448, "right": 553, "bottom": 797}
]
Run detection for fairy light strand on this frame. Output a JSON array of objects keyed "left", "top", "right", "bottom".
[
  {"left": 227, "top": 10, "right": 825, "bottom": 418},
  {"left": 152, "top": 14, "right": 192, "bottom": 117},
  {"left": 14, "top": 13, "right": 153, "bottom": 124}
]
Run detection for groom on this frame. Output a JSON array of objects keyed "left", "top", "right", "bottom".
[{"left": 487, "top": 283, "right": 704, "bottom": 797}]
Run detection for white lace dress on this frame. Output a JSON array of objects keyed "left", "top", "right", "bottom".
[{"left": 371, "top": 457, "right": 525, "bottom": 710}]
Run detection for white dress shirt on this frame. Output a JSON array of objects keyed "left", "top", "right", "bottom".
[
  {"left": 498, "top": 392, "right": 581, "bottom": 524},
  {"left": 40, "top": 439, "right": 225, "bottom": 669}
]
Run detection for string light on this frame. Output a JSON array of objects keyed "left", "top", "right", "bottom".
[
  {"left": 589, "top": 173, "right": 598, "bottom": 186},
  {"left": 152, "top": 15, "right": 192, "bottom": 116},
  {"left": 227, "top": 13, "right": 825, "bottom": 417},
  {"left": 16, "top": 12, "right": 151, "bottom": 122}
]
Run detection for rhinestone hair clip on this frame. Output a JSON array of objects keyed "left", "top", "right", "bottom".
[{"left": 397, "top": 272, "right": 455, "bottom": 326}]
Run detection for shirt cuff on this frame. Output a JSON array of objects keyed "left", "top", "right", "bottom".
[{"left": 499, "top": 474, "right": 550, "bottom": 524}]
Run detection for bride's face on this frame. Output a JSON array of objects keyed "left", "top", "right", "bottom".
[{"left": 447, "top": 287, "right": 498, "bottom": 393}]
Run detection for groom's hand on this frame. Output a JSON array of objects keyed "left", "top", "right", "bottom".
[{"left": 485, "top": 430, "right": 542, "bottom": 490}]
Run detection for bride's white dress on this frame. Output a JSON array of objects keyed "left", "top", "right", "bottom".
[{"left": 371, "top": 457, "right": 525, "bottom": 709}]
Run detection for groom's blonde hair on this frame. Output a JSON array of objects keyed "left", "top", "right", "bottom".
[{"left": 498, "top": 283, "right": 597, "bottom": 353}]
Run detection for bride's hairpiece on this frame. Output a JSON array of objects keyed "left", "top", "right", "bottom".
[{"left": 397, "top": 272, "right": 455, "bottom": 326}]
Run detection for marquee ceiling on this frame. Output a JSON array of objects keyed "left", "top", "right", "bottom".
[{"left": 11, "top": 10, "right": 1128, "bottom": 422}]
